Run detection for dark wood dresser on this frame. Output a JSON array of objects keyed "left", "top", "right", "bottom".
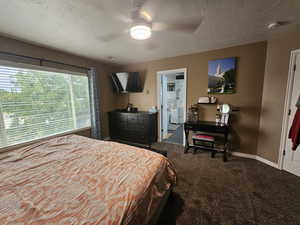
[{"left": 108, "top": 111, "right": 158, "bottom": 147}]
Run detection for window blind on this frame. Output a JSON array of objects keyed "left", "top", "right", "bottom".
[{"left": 0, "top": 65, "right": 91, "bottom": 148}]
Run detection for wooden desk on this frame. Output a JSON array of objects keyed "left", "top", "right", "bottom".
[{"left": 184, "top": 121, "right": 230, "bottom": 162}]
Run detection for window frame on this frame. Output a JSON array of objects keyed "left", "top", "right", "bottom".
[{"left": 0, "top": 60, "right": 91, "bottom": 152}]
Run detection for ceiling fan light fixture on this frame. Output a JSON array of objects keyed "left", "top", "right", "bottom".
[{"left": 130, "top": 24, "right": 152, "bottom": 40}]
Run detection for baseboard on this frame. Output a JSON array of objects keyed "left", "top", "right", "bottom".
[
  {"left": 232, "top": 152, "right": 279, "bottom": 169},
  {"left": 255, "top": 155, "right": 279, "bottom": 169},
  {"left": 231, "top": 152, "right": 256, "bottom": 160}
]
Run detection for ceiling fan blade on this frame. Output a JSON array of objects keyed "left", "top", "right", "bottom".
[
  {"left": 114, "top": 13, "right": 133, "bottom": 23},
  {"left": 144, "top": 41, "right": 159, "bottom": 51},
  {"left": 98, "top": 30, "right": 129, "bottom": 43},
  {"left": 152, "top": 21, "right": 202, "bottom": 33},
  {"left": 131, "top": 0, "right": 150, "bottom": 19},
  {"left": 98, "top": 33, "right": 123, "bottom": 43}
]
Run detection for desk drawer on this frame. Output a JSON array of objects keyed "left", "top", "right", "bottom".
[
  {"left": 185, "top": 123, "right": 229, "bottom": 134},
  {"left": 214, "top": 127, "right": 227, "bottom": 133},
  {"left": 185, "top": 124, "right": 195, "bottom": 130}
]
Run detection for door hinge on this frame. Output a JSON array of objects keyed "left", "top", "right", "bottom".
[
  {"left": 294, "top": 64, "right": 297, "bottom": 72},
  {"left": 161, "top": 129, "right": 163, "bottom": 132},
  {"left": 283, "top": 149, "right": 286, "bottom": 156},
  {"left": 161, "top": 105, "right": 163, "bottom": 109},
  {"left": 288, "top": 109, "right": 291, "bottom": 116}
]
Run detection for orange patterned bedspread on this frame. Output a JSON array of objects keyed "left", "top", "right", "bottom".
[{"left": 0, "top": 135, "right": 176, "bottom": 225}]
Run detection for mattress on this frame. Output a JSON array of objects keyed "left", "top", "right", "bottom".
[{"left": 0, "top": 135, "right": 176, "bottom": 225}]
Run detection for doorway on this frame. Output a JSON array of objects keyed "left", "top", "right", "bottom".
[
  {"left": 280, "top": 49, "right": 300, "bottom": 177},
  {"left": 157, "top": 68, "right": 187, "bottom": 145}
]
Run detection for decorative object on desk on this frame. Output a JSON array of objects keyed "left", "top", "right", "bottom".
[
  {"left": 188, "top": 104, "right": 199, "bottom": 122},
  {"left": 208, "top": 57, "right": 237, "bottom": 94},
  {"left": 215, "top": 113, "right": 221, "bottom": 123},
  {"left": 198, "top": 96, "right": 217, "bottom": 104},
  {"left": 210, "top": 96, "right": 217, "bottom": 103},
  {"left": 220, "top": 104, "right": 231, "bottom": 114},
  {"left": 217, "top": 104, "right": 231, "bottom": 125},
  {"left": 198, "top": 96, "right": 210, "bottom": 103}
]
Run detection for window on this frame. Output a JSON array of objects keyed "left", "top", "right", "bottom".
[{"left": 0, "top": 64, "right": 91, "bottom": 149}]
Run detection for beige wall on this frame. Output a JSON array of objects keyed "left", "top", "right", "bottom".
[
  {"left": 4, "top": 31, "right": 299, "bottom": 163},
  {"left": 121, "top": 42, "right": 267, "bottom": 155},
  {"left": 257, "top": 31, "right": 300, "bottom": 163},
  {"left": 0, "top": 36, "right": 121, "bottom": 138}
]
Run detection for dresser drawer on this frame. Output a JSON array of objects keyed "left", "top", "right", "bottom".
[
  {"left": 127, "top": 123, "right": 142, "bottom": 131},
  {"left": 126, "top": 114, "right": 137, "bottom": 121},
  {"left": 108, "top": 111, "right": 157, "bottom": 145}
]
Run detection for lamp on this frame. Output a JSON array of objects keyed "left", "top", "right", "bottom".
[{"left": 130, "top": 24, "right": 152, "bottom": 40}]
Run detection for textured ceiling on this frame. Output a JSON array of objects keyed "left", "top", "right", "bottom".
[{"left": 0, "top": 0, "right": 300, "bottom": 64}]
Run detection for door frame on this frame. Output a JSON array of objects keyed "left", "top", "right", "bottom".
[
  {"left": 279, "top": 49, "right": 300, "bottom": 170},
  {"left": 156, "top": 68, "right": 187, "bottom": 145}
]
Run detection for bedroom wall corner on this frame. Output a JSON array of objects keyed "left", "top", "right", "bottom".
[
  {"left": 257, "top": 30, "right": 300, "bottom": 163},
  {"left": 122, "top": 42, "right": 267, "bottom": 156}
]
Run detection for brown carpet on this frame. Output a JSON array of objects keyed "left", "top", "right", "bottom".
[{"left": 152, "top": 142, "right": 300, "bottom": 225}]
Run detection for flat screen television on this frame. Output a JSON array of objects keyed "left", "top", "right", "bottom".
[{"left": 111, "top": 72, "right": 143, "bottom": 94}]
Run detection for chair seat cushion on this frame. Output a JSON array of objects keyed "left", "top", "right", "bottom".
[{"left": 192, "top": 134, "right": 215, "bottom": 142}]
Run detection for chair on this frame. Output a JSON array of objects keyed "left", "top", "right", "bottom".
[{"left": 192, "top": 134, "right": 216, "bottom": 154}]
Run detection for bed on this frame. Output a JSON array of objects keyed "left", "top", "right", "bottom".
[{"left": 0, "top": 134, "right": 176, "bottom": 225}]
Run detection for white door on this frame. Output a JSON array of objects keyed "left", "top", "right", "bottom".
[
  {"left": 283, "top": 53, "right": 300, "bottom": 176},
  {"left": 161, "top": 75, "right": 169, "bottom": 139},
  {"left": 175, "top": 79, "right": 184, "bottom": 123},
  {"left": 157, "top": 68, "right": 187, "bottom": 145}
]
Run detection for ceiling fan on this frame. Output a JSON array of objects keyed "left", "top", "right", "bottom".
[{"left": 100, "top": 0, "right": 204, "bottom": 42}]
